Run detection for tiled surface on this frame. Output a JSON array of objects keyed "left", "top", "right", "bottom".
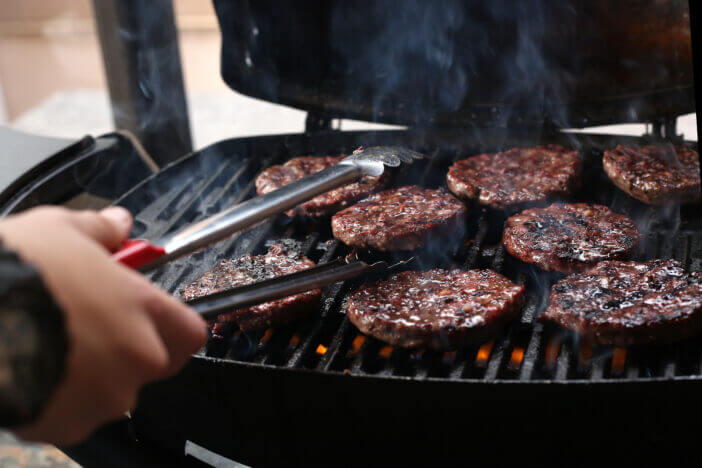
[{"left": 0, "top": 431, "right": 78, "bottom": 468}]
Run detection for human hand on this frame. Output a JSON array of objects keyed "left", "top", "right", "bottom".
[{"left": 0, "top": 206, "right": 206, "bottom": 444}]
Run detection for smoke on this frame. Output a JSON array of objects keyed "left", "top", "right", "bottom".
[
  {"left": 330, "top": 0, "right": 468, "bottom": 125},
  {"left": 329, "top": 1, "right": 581, "bottom": 133}
]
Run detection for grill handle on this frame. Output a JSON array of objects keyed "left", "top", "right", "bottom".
[{"left": 186, "top": 258, "right": 383, "bottom": 320}]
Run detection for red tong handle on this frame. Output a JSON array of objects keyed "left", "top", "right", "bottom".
[{"left": 112, "top": 239, "right": 167, "bottom": 269}]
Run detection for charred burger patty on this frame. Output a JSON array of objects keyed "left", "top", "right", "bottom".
[
  {"left": 446, "top": 145, "right": 582, "bottom": 209},
  {"left": 255, "top": 154, "right": 388, "bottom": 217},
  {"left": 541, "top": 259, "right": 702, "bottom": 346},
  {"left": 346, "top": 269, "right": 524, "bottom": 349},
  {"left": 182, "top": 244, "right": 321, "bottom": 331},
  {"left": 602, "top": 144, "right": 701, "bottom": 205},
  {"left": 331, "top": 185, "right": 466, "bottom": 251},
  {"left": 502, "top": 203, "right": 640, "bottom": 273}
]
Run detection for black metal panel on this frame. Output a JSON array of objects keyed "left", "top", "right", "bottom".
[
  {"left": 118, "top": 129, "right": 702, "bottom": 465},
  {"left": 214, "top": 0, "right": 694, "bottom": 129}
]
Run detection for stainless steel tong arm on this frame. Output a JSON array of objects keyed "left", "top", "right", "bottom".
[
  {"left": 141, "top": 146, "right": 423, "bottom": 271},
  {"left": 186, "top": 254, "right": 415, "bottom": 320},
  {"left": 186, "top": 257, "right": 382, "bottom": 320}
]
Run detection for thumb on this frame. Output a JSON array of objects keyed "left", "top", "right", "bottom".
[{"left": 67, "top": 207, "right": 133, "bottom": 249}]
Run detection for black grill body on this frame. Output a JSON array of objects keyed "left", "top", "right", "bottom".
[
  {"left": 214, "top": 0, "right": 694, "bottom": 129},
  {"left": 117, "top": 128, "right": 702, "bottom": 467}
]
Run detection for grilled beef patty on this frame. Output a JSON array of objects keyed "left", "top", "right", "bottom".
[
  {"left": 602, "top": 144, "right": 701, "bottom": 205},
  {"left": 255, "top": 154, "right": 388, "bottom": 217},
  {"left": 346, "top": 269, "right": 524, "bottom": 349},
  {"left": 181, "top": 244, "right": 321, "bottom": 331},
  {"left": 502, "top": 203, "right": 640, "bottom": 274},
  {"left": 446, "top": 145, "right": 582, "bottom": 209},
  {"left": 330, "top": 185, "right": 466, "bottom": 251},
  {"left": 541, "top": 259, "right": 702, "bottom": 346}
]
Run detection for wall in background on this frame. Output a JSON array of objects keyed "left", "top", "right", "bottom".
[{"left": 0, "top": 0, "right": 226, "bottom": 121}]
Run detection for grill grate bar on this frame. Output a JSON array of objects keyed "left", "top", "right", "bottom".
[
  {"left": 519, "top": 323, "right": 543, "bottom": 380},
  {"left": 350, "top": 337, "right": 380, "bottom": 374},
  {"left": 483, "top": 246, "right": 511, "bottom": 380},
  {"left": 590, "top": 352, "right": 605, "bottom": 380},
  {"left": 317, "top": 316, "right": 355, "bottom": 372},
  {"left": 555, "top": 343, "right": 571, "bottom": 380},
  {"left": 152, "top": 160, "right": 233, "bottom": 234}
]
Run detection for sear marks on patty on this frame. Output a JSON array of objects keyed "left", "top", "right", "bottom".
[
  {"left": 446, "top": 145, "right": 582, "bottom": 209},
  {"left": 181, "top": 244, "right": 321, "bottom": 332},
  {"left": 502, "top": 203, "right": 640, "bottom": 274},
  {"left": 346, "top": 269, "right": 524, "bottom": 349},
  {"left": 331, "top": 185, "right": 466, "bottom": 251},
  {"left": 255, "top": 153, "right": 389, "bottom": 217},
  {"left": 603, "top": 144, "right": 701, "bottom": 205},
  {"left": 541, "top": 259, "right": 702, "bottom": 346}
]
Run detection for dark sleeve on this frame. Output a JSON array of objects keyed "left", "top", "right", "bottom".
[{"left": 0, "top": 247, "right": 68, "bottom": 428}]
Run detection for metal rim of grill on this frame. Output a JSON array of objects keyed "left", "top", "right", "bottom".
[{"left": 116, "top": 128, "right": 702, "bottom": 385}]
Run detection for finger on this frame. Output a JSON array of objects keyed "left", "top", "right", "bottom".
[
  {"left": 141, "top": 287, "right": 207, "bottom": 376},
  {"left": 67, "top": 207, "right": 133, "bottom": 249}
]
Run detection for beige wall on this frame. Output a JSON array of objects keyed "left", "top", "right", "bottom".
[{"left": 0, "top": 0, "right": 226, "bottom": 121}]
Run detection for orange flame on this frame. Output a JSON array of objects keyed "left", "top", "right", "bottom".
[
  {"left": 476, "top": 340, "right": 494, "bottom": 367},
  {"left": 508, "top": 346, "right": 525, "bottom": 369},
  {"left": 577, "top": 340, "right": 593, "bottom": 370},
  {"left": 346, "top": 335, "right": 366, "bottom": 358},
  {"left": 611, "top": 348, "right": 626, "bottom": 375},
  {"left": 352, "top": 335, "right": 365, "bottom": 353},
  {"left": 261, "top": 328, "right": 274, "bottom": 344},
  {"left": 288, "top": 334, "right": 301, "bottom": 348},
  {"left": 316, "top": 344, "right": 328, "bottom": 355},
  {"left": 379, "top": 346, "right": 393, "bottom": 359}
]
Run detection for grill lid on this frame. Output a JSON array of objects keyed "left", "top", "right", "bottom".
[{"left": 213, "top": 0, "right": 693, "bottom": 129}]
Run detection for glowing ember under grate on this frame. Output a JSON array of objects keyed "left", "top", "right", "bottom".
[
  {"left": 476, "top": 341, "right": 494, "bottom": 367},
  {"left": 611, "top": 348, "right": 627, "bottom": 375},
  {"left": 509, "top": 346, "right": 525, "bottom": 370},
  {"left": 261, "top": 328, "right": 274, "bottom": 344},
  {"left": 288, "top": 334, "right": 301, "bottom": 348}
]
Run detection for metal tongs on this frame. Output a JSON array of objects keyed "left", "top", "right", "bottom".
[
  {"left": 186, "top": 253, "right": 414, "bottom": 320},
  {"left": 112, "top": 146, "right": 424, "bottom": 272}
]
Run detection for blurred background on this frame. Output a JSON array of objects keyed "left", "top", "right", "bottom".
[
  {"left": 0, "top": 0, "right": 696, "bottom": 153},
  {"left": 0, "top": 0, "right": 396, "bottom": 152}
]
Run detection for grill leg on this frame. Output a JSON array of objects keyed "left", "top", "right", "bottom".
[
  {"left": 650, "top": 117, "right": 680, "bottom": 141},
  {"left": 92, "top": 0, "right": 192, "bottom": 167}
]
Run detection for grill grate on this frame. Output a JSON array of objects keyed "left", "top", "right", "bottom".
[{"left": 119, "top": 130, "right": 702, "bottom": 384}]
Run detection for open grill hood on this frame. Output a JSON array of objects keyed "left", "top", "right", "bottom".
[{"left": 214, "top": 0, "right": 694, "bottom": 129}]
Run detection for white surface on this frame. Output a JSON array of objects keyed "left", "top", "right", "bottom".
[
  {"left": 10, "top": 89, "right": 401, "bottom": 151},
  {"left": 0, "top": 81, "right": 7, "bottom": 125},
  {"left": 9, "top": 89, "right": 699, "bottom": 151}
]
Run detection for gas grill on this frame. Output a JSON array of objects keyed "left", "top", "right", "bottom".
[
  {"left": 2, "top": 0, "right": 701, "bottom": 466},
  {"left": 108, "top": 127, "right": 699, "bottom": 467}
]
